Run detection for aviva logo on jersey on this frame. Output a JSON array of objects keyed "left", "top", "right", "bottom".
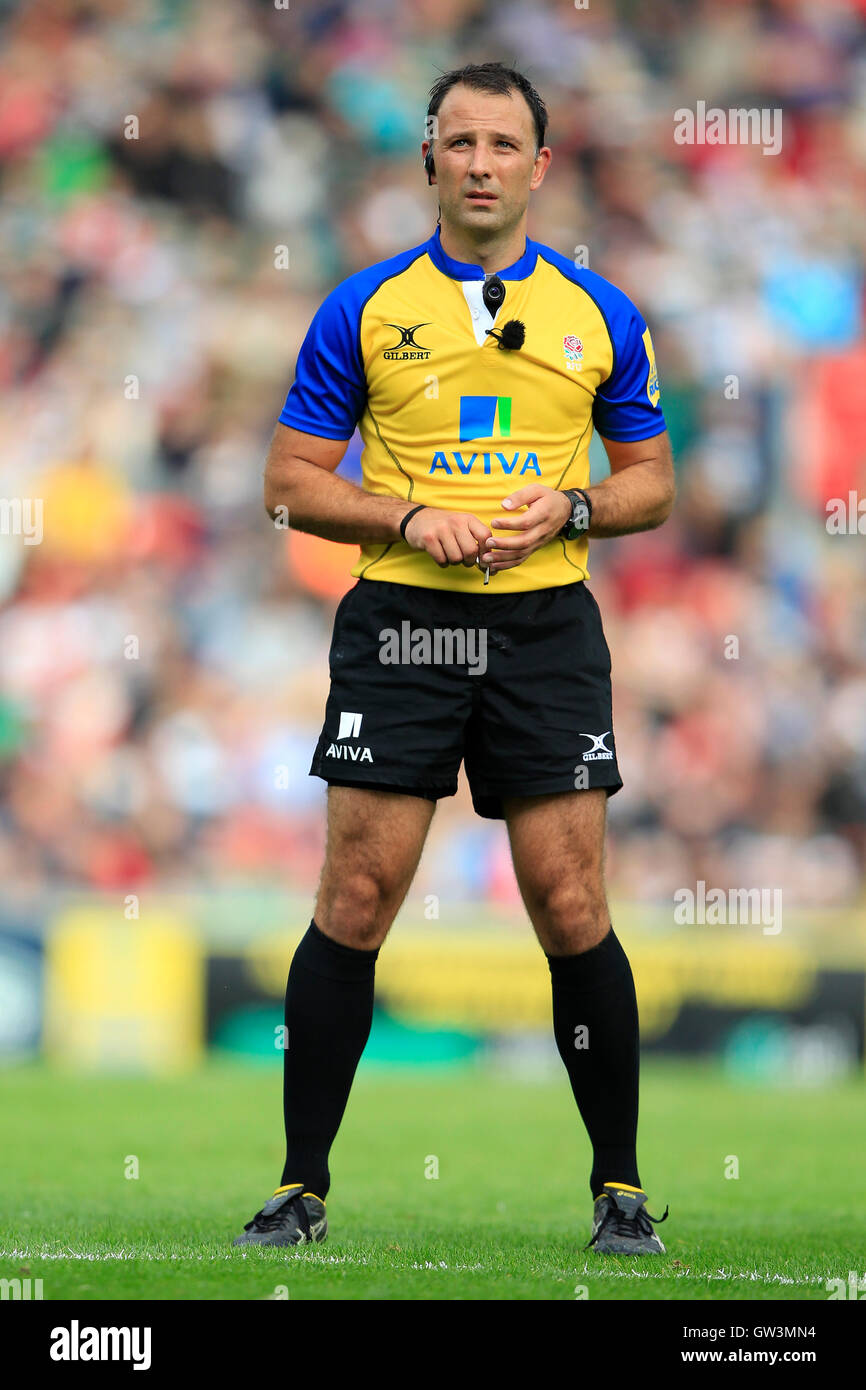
[
  {"left": 430, "top": 396, "right": 540, "bottom": 477},
  {"left": 459, "top": 395, "right": 512, "bottom": 441}
]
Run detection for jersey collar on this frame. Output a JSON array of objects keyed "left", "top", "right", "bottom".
[{"left": 426, "top": 225, "right": 538, "bottom": 281}]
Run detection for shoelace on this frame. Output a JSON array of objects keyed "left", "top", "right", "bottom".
[
  {"left": 588, "top": 1199, "right": 669, "bottom": 1247},
  {"left": 245, "top": 1193, "right": 312, "bottom": 1239}
]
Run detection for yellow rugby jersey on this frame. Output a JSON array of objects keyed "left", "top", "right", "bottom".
[{"left": 279, "top": 227, "right": 665, "bottom": 592}]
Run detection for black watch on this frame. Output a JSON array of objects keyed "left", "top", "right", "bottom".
[{"left": 559, "top": 488, "right": 592, "bottom": 539}]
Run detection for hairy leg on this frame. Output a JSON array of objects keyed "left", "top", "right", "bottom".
[
  {"left": 504, "top": 788, "right": 610, "bottom": 954},
  {"left": 314, "top": 785, "right": 436, "bottom": 947}
]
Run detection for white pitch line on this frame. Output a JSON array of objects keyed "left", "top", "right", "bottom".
[
  {"left": 0, "top": 1249, "right": 841, "bottom": 1286},
  {"left": 599, "top": 1270, "right": 830, "bottom": 1286},
  {"left": 0, "top": 1249, "right": 369, "bottom": 1266}
]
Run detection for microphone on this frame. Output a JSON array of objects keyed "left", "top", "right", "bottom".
[
  {"left": 481, "top": 275, "right": 524, "bottom": 349},
  {"left": 486, "top": 319, "right": 526, "bottom": 351}
]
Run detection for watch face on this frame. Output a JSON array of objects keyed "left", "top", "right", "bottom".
[{"left": 570, "top": 501, "right": 589, "bottom": 533}]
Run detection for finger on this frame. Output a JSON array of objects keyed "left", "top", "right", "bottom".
[
  {"left": 489, "top": 554, "right": 530, "bottom": 572},
  {"left": 439, "top": 531, "right": 466, "bottom": 566},
  {"left": 466, "top": 517, "right": 494, "bottom": 544},
  {"left": 490, "top": 497, "right": 551, "bottom": 530},
  {"left": 458, "top": 529, "right": 482, "bottom": 565},
  {"left": 481, "top": 528, "right": 547, "bottom": 556},
  {"left": 499, "top": 485, "right": 546, "bottom": 512},
  {"left": 427, "top": 538, "right": 449, "bottom": 568},
  {"left": 482, "top": 551, "right": 531, "bottom": 571}
]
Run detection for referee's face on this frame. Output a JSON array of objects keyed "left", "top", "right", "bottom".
[{"left": 425, "top": 85, "right": 550, "bottom": 243}]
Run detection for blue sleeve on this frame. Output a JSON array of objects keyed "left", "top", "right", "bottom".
[
  {"left": 279, "top": 282, "right": 367, "bottom": 440},
  {"left": 592, "top": 296, "right": 666, "bottom": 443}
]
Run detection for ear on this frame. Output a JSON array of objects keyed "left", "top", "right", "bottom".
[
  {"left": 421, "top": 140, "right": 436, "bottom": 185},
  {"left": 529, "top": 145, "right": 552, "bottom": 192}
]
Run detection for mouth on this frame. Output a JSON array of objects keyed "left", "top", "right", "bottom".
[{"left": 465, "top": 191, "right": 498, "bottom": 203}]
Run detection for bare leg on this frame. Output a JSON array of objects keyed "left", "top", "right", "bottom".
[{"left": 314, "top": 785, "right": 436, "bottom": 947}]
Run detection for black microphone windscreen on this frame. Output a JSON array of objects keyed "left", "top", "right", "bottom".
[{"left": 498, "top": 319, "right": 525, "bottom": 350}]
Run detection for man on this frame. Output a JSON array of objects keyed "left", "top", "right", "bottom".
[{"left": 234, "top": 62, "right": 674, "bottom": 1256}]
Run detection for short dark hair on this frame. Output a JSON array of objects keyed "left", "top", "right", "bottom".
[{"left": 427, "top": 62, "right": 548, "bottom": 152}]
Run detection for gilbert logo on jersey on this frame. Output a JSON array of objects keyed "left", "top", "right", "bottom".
[{"left": 382, "top": 324, "right": 432, "bottom": 360}]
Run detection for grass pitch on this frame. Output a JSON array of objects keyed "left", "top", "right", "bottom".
[{"left": 1, "top": 1057, "right": 863, "bottom": 1301}]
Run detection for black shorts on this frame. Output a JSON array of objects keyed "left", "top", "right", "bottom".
[{"left": 310, "top": 577, "right": 622, "bottom": 819}]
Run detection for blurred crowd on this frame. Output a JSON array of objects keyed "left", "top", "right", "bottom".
[{"left": 1, "top": 0, "right": 865, "bottom": 914}]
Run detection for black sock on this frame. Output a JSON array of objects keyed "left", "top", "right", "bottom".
[
  {"left": 547, "top": 925, "right": 641, "bottom": 1199},
  {"left": 280, "top": 919, "right": 379, "bottom": 1199}
]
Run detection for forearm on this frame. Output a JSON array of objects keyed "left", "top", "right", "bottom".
[
  {"left": 585, "top": 456, "right": 675, "bottom": 538},
  {"left": 266, "top": 456, "right": 413, "bottom": 544}
]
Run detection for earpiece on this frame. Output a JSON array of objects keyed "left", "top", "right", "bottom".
[{"left": 424, "top": 148, "right": 435, "bottom": 184}]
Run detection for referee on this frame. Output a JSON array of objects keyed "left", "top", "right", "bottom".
[{"left": 235, "top": 62, "right": 674, "bottom": 1255}]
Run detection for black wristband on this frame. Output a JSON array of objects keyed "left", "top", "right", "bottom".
[{"left": 399, "top": 504, "right": 427, "bottom": 541}]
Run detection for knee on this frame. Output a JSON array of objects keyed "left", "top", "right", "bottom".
[
  {"left": 318, "top": 868, "right": 396, "bottom": 948},
  {"left": 531, "top": 876, "right": 609, "bottom": 954}
]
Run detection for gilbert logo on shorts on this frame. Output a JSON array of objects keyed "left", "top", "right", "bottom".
[
  {"left": 580, "top": 731, "right": 614, "bottom": 761},
  {"left": 325, "top": 711, "right": 373, "bottom": 763}
]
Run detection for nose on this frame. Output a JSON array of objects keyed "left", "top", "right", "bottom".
[{"left": 467, "top": 141, "right": 494, "bottom": 179}]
